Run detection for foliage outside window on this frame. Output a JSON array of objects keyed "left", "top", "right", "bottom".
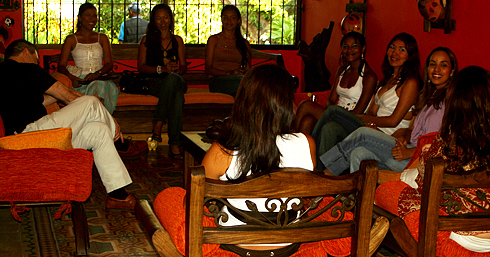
[{"left": 23, "top": 0, "right": 300, "bottom": 46}]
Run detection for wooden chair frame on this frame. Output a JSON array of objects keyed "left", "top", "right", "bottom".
[
  {"left": 137, "top": 160, "right": 379, "bottom": 257},
  {"left": 375, "top": 157, "right": 490, "bottom": 257}
]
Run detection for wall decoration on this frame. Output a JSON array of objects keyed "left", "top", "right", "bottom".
[
  {"left": 343, "top": 0, "right": 367, "bottom": 36},
  {"left": 417, "top": 0, "right": 455, "bottom": 34},
  {"left": 0, "top": 16, "right": 14, "bottom": 61},
  {"left": 0, "top": 0, "right": 21, "bottom": 11}
]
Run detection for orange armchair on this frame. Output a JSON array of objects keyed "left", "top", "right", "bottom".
[{"left": 0, "top": 115, "right": 94, "bottom": 256}]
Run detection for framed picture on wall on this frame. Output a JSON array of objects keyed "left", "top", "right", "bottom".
[{"left": 0, "top": 0, "right": 20, "bottom": 11}]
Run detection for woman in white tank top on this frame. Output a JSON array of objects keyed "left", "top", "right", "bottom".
[
  {"left": 58, "top": 3, "right": 119, "bottom": 114},
  {"left": 293, "top": 32, "right": 377, "bottom": 135}
]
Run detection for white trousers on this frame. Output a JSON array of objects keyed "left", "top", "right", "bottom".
[{"left": 23, "top": 96, "right": 132, "bottom": 193}]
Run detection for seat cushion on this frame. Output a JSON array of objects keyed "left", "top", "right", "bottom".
[
  {"left": 0, "top": 128, "right": 73, "bottom": 150},
  {"left": 0, "top": 148, "right": 93, "bottom": 202},
  {"left": 116, "top": 92, "right": 234, "bottom": 107}
]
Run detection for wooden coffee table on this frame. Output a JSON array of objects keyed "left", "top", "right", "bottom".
[{"left": 181, "top": 131, "right": 213, "bottom": 189}]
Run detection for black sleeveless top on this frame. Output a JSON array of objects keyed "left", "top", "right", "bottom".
[{"left": 146, "top": 35, "right": 179, "bottom": 67}]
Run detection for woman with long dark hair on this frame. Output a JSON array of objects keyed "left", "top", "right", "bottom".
[
  {"left": 138, "top": 3, "right": 187, "bottom": 159},
  {"left": 313, "top": 32, "right": 422, "bottom": 170},
  {"left": 375, "top": 65, "right": 490, "bottom": 255},
  {"left": 293, "top": 31, "right": 377, "bottom": 134},
  {"left": 58, "top": 3, "right": 119, "bottom": 114},
  {"left": 320, "top": 47, "right": 458, "bottom": 175},
  {"left": 205, "top": 5, "right": 252, "bottom": 98}
]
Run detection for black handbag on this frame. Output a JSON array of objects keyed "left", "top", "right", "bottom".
[{"left": 119, "top": 70, "right": 149, "bottom": 95}]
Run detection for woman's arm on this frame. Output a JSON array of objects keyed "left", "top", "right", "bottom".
[
  {"left": 359, "top": 77, "right": 419, "bottom": 128},
  {"left": 175, "top": 35, "right": 187, "bottom": 75},
  {"left": 326, "top": 66, "right": 344, "bottom": 108},
  {"left": 84, "top": 33, "right": 113, "bottom": 82},
  {"left": 201, "top": 142, "right": 232, "bottom": 180},
  {"left": 138, "top": 36, "right": 157, "bottom": 74},
  {"left": 305, "top": 134, "right": 317, "bottom": 168},
  {"left": 58, "top": 35, "right": 81, "bottom": 87},
  {"left": 351, "top": 68, "right": 377, "bottom": 114}
]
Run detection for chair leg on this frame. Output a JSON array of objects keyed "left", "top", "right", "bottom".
[
  {"left": 71, "top": 201, "right": 90, "bottom": 256},
  {"left": 369, "top": 216, "right": 389, "bottom": 256}
]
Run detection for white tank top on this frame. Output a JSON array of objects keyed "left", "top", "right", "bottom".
[
  {"left": 71, "top": 33, "right": 104, "bottom": 75},
  {"left": 218, "top": 133, "right": 314, "bottom": 227},
  {"left": 336, "top": 65, "right": 365, "bottom": 111},
  {"left": 375, "top": 85, "right": 411, "bottom": 135}
]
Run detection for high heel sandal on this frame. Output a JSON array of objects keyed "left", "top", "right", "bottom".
[
  {"left": 151, "top": 133, "right": 162, "bottom": 143},
  {"left": 169, "top": 146, "right": 183, "bottom": 160}
]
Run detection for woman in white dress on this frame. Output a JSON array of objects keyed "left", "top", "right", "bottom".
[{"left": 58, "top": 3, "right": 119, "bottom": 114}]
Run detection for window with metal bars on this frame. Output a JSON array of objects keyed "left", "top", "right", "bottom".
[{"left": 23, "top": 0, "right": 301, "bottom": 46}]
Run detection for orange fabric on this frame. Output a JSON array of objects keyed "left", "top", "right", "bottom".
[
  {"left": 116, "top": 92, "right": 234, "bottom": 107},
  {"left": 0, "top": 148, "right": 93, "bottom": 202},
  {"left": 0, "top": 127, "right": 73, "bottom": 150},
  {"left": 375, "top": 181, "right": 490, "bottom": 256},
  {"left": 375, "top": 180, "right": 411, "bottom": 216},
  {"left": 154, "top": 188, "right": 349, "bottom": 257},
  {"left": 404, "top": 131, "right": 439, "bottom": 169}
]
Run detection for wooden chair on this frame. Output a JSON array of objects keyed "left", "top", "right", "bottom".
[
  {"left": 137, "top": 160, "right": 382, "bottom": 256},
  {"left": 375, "top": 157, "right": 490, "bottom": 257}
]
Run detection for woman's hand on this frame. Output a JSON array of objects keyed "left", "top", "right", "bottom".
[
  {"left": 391, "top": 138, "right": 414, "bottom": 161},
  {"left": 165, "top": 61, "right": 179, "bottom": 73},
  {"left": 83, "top": 72, "right": 100, "bottom": 82},
  {"left": 357, "top": 114, "right": 378, "bottom": 129},
  {"left": 69, "top": 75, "right": 83, "bottom": 88}
]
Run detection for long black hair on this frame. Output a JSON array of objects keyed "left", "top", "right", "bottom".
[
  {"left": 145, "top": 3, "right": 174, "bottom": 47},
  {"left": 413, "top": 47, "right": 458, "bottom": 115},
  {"left": 222, "top": 5, "right": 251, "bottom": 68},
  {"left": 440, "top": 66, "right": 490, "bottom": 169},
  {"left": 76, "top": 3, "right": 96, "bottom": 31},
  {"left": 219, "top": 64, "right": 296, "bottom": 181},
  {"left": 379, "top": 32, "right": 422, "bottom": 90}
]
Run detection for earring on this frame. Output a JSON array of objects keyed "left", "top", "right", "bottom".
[
  {"left": 428, "top": 79, "right": 431, "bottom": 83},
  {"left": 361, "top": 53, "right": 365, "bottom": 59}
]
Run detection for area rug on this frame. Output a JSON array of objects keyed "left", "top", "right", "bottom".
[{"left": 45, "top": 146, "right": 182, "bottom": 256}]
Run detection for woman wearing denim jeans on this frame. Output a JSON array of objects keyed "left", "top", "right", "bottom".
[
  {"left": 313, "top": 33, "right": 422, "bottom": 170},
  {"left": 321, "top": 47, "right": 458, "bottom": 175}
]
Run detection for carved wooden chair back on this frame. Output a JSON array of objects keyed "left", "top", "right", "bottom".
[
  {"left": 417, "top": 157, "right": 490, "bottom": 256},
  {"left": 379, "top": 157, "right": 490, "bottom": 257},
  {"left": 185, "top": 160, "right": 379, "bottom": 257}
]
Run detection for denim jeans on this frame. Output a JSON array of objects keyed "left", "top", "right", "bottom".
[
  {"left": 147, "top": 73, "right": 188, "bottom": 146},
  {"left": 319, "top": 127, "right": 412, "bottom": 175},
  {"left": 209, "top": 75, "right": 244, "bottom": 98},
  {"left": 311, "top": 105, "right": 365, "bottom": 169}
]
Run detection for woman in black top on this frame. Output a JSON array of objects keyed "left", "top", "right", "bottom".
[{"left": 138, "top": 3, "right": 187, "bottom": 159}]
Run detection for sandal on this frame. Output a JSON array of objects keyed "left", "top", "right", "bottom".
[
  {"left": 151, "top": 133, "right": 162, "bottom": 143},
  {"left": 170, "top": 150, "right": 184, "bottom": 160}
]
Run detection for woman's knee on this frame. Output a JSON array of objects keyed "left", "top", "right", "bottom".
[{"left": 298, "top": 115, "right": 317, "bottom": 135}]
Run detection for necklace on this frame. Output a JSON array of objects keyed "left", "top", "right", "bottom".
[{"left": 162, "top": 38, "right": 172, "bottom": 58}]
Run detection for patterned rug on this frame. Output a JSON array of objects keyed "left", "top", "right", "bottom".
[{"left": 23, "top": 145, "right": 183, "bottom": 257}]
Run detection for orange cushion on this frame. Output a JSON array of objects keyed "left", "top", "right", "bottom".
[
  {"left": 116, "top": 92, "right": 234, "bottom": 107},
  {"left": 0, "top": 128, "right": 73, "bottom": 150}
]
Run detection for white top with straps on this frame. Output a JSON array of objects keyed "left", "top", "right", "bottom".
[
  {"left": 71, "top": 33, "right": 103, "bottom": 75},
  {"left": 218, "top": 133, "right": 314, "bottom": 227},
  {"left": 375, "top": 85, "right": 411, "bottom": 135},
  {"left": 336, "top": 65, "right": 365, "bottom": 111}
]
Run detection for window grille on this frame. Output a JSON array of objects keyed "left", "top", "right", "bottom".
[{"left": 23, "top": 0, "right": 301, "bottom": 46}]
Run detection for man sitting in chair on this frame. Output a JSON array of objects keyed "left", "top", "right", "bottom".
[{"left": 0, "top": 39, "right": 136, "bottom": 210}]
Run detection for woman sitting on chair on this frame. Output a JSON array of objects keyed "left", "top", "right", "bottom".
[
  {"left": 153, "top": 64, "right": 386, "bottom": 256},
  {"left": 376, "top": 66, "right": 490, "bottom": 255}
]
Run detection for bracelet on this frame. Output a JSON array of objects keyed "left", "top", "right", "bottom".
[
  {"left": 97, "top": 70, "right": 102, "bottom": 76},
  {"left": 366, "top": 121, "right": 377, "bottom": 128},
  {"left": 157, "top": 65, "right": 162, "bottom": 74}
]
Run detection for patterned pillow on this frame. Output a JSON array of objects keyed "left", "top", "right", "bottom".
[{"left": 0, "top": 128, "right": 73, "bottom": 150}]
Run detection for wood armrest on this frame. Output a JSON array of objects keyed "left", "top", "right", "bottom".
[
  {"left": 135, "top": 200, "right": 164, "bottom": 237},
  {"left": 152, "top": 229, "right": 183, "bottom": 257},
  {"left": 378, "top": 170, "right": 402, "bottom": 184}
]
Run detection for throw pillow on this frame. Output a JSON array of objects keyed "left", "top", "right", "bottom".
[{"left": 0, "top": 128, "right": 73, "bottom": 150}]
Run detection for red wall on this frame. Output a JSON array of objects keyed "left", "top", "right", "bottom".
[
  {"left": 302, "top": 0, "right": 490, "bottom": 86},
  {"left": 0, "top": 5, "right": 23, "bottom": 60}
]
